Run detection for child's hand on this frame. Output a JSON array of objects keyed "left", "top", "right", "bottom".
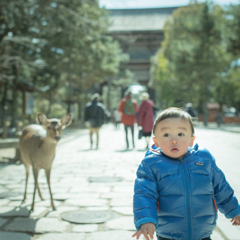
[
  {"left": 231, "top": 214, "right": 240, "bottom": 226},
  {"left": 132, "top": 222, "right": 156, "bottom": 240}
]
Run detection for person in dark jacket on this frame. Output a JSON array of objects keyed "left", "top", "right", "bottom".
[
  {"left": 138, "top": 92, "right": 154, "bottom": 149},
  {"left": 133, "top": 107, "right": 240, "bottom": 240},
  {"left": 185, "top": 102, "right": 198, "bottom": 123},
  {"left": 84, "top": 93, "right": 105, "bottom": 149}
]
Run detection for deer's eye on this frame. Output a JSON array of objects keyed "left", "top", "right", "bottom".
[{"left": 48, "top": 126, "right": 51, "bottom": 130}]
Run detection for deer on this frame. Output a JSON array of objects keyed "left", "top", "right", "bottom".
[{"left": 20, "top": 113, "right": 72, "bottom": 212}]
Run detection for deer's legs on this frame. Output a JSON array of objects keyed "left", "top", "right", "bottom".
[
  {"left": 31, "top": 168, "right": 39, "bottom": 212},
  {"left": 45, "top": 168, "right": 56, "bottom": 210},
  {"left": 36, "top": 182, "right": 44, "bottom": 200},
  {"left": 22, "top": 165, "right": 30, "bottom": 203}
]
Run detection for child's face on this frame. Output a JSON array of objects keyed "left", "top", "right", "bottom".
[{"left": 152, "top": 117, "right": 195, "bottom": 159}]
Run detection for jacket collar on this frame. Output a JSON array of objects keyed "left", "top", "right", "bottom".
[{"left": 147, "top": 144, "right": 195, "bottom": 160}]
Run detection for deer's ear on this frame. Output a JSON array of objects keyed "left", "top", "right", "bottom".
[
  {"left": 60, "top": 113, "right": 72, "bottom": 129},
  {"left": 36, "top": 113, "right": 48, "bottom": 125}
]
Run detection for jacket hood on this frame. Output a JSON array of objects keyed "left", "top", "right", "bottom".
[{"left": 146, "top": 144, "right": 161, "bottom": 157}]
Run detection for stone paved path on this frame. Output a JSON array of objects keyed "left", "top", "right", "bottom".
[{"left": 0, "top": 123, "right": 240, "bottom": 240}]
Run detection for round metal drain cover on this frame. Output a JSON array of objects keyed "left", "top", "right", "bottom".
[
  {"left": 88, "top": 176, "right": 122, "bottom": 183},
  {"left": 62, "top": 210, "right": 115, "bottom": 224}
]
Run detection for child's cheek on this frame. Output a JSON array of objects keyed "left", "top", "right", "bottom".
[
  {"left": 161, "top": 142, "right": 169, "bottom": 151},
  {"left": 182, "top": 140, "right": 190, "bottom": 148}
]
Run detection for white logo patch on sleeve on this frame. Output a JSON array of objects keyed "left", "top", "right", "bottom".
[{"left": 194, "top": 161, "right": 204, "bottom": 166}]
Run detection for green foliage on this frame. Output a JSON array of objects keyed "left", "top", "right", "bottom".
[
  {"left": 219, "top": 4, "right": 240, "bottom": 112},
  {"left": 214, "top": 67, "right": 240, "bottom": 111},
  {"left": 225, "top": 4, "right": 240, "bottom": 57},
  {"left": 0, "top": 0, "right": 127, "bottom": 124},
  {"left": 112, "top": 69, "right": 134, "bottom": 87},
  {"left": 149, "top": 51, "right": 179, "bottom": 108},
  {"left": 34, "top": 99, "right": 50, "bottom": 114},
  {"left": 152, "top": 2, "right": 235, "bottom": 118},
  {"left": 49, "top": 103, "right": 67, "bottom": 118}
]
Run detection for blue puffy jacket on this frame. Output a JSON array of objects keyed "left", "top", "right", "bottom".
[{"left": 133, "top": 144, "right": 240, "bottom": 240}]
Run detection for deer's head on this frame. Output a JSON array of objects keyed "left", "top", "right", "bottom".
[{"left": 36, "top": 113, "right": 72, "bottom": 142}]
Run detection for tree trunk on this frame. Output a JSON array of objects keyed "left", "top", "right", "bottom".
[
  {"left": 202, "top": 41, "right": 211, "bottom": 127},
  {"left": 67, "top": 54, "right": 72, "bottom": 114},
  {"left": 77, "top": 92, "right": 83, "bottom": 122},
  {"left": 78, "top": 78, "right": 83, "bottom": 123},
  {"left": 10, "top": 65, "right": 18, "bottom": 128},
  {"left": 107, "top": 78, "right": 111, "bottom": 110},
  {"left": 67, "top": 102, "right": 71, "bottom": 114},
  {"left": 203, "top": 100, "right": 208, "bottom": 127},
  {"left": 0, "top": 81, "right": 8, "bottom": 128},
  {"left": 46, "top": 91, "right": 52, "bottom": 117},
  {"left": 22, "top": 91, "right": 26, "bottom": 122},
  {"left": 217, "top": 102, "right": 223, "bottom": 127}
]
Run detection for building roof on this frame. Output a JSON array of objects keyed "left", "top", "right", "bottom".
[{"left": 108, "top": 7, "right": 179, "bottom": 32}]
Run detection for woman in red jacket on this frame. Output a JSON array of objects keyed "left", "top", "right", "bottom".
[
  {"left": 118, "top": 89, "right": 138, "bottom": 149},
  {"left": 138, "top": 92, "right": 154, "bottom": 149}
]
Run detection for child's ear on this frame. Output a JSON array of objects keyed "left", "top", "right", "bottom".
[
  {"left": 152, "top": 137, "right": 159, "bottom": 147},
  {"left": 189, "top": 136, "right": 195, "bottom": 147}
]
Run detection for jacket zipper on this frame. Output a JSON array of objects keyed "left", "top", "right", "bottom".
[{"left": 180, "top": 158, "right": 192, "bottom": 240}]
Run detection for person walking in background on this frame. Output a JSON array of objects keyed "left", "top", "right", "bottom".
[
  {"left": 185, "top": 102, "right": 198, "bottom": 122},
  {"left": 118, "top": 89, "right": 138, "bottom": 149},
  {"left": 104, "top": 109, "right": 112, "bottom": 124},
  {"left": 133, "top": 107, "right": 240, "bottom": 240},
  {"left": 138, "top": 92, "right": 154, "bottom": 149},
  {"left": 113, "top": 108, "right": 122, "bottom": 130},
  {"left": 84, "top": 93, "right": 105, "bottom": 149}
]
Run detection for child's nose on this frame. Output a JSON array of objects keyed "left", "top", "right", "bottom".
[{"left": 171, "top": 139, "right": 178, "bottom": 144}]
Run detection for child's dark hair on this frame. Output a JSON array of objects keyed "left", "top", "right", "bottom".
[{"left": 153, "top": 107, "right": 195, "bottom": 136}]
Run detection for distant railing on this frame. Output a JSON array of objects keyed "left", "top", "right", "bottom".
[{"left": 198, "top": 116, "right": 240, "bottom": 123}]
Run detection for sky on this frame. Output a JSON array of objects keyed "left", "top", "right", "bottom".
[{"left": 99, "top": 0, "right": 240, "bottom": 8}]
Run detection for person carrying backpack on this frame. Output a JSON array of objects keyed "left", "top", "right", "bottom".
[{"left": 118, "top": 89, "right": 138, "bottom": 149}]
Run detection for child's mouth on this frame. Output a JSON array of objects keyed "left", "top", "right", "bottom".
[{"left": 171, "top": 147, "right": 179, "bottom": 152}]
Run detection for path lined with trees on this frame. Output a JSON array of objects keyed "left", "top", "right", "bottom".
[{"left": 1, "top": 1, "right": 240, "bottom": 134}]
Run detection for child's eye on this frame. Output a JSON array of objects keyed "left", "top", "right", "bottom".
[
  {"left": 163, "top": 133, "right": 170, "bottom": 137},
  {"left": 178, "top": 133, "right": 184, "bottom": 136}
]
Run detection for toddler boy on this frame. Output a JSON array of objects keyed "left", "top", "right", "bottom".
[{"left": 133, "top": 107, "right": 240, "bottom": 240}]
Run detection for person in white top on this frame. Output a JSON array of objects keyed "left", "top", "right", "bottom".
[{"left": 113, "top": 108, "right": 122, "bottom": 129}]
